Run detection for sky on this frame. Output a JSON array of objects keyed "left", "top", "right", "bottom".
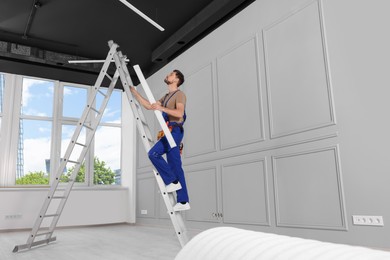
[{"left": 20, "top": 77, "right": 122, "bottom": 177}]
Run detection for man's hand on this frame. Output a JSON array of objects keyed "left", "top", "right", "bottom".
[{"left": 151, "top": 103, "right": 163, "bottom": 111}]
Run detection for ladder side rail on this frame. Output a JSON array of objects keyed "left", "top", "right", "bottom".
[
  {"left": 117, "top": 52, "right": 153, "bottom": 139},
  {"left": 112, "top": 53, "right": 154, "bottom": 150},
  {"left": 153, "top": 168, "right": 189, "bottom": 247},
  {"left": 56, "top": 43, "right": 119, "bottom": 181},
  {"left": 45, "top": 70, "right": 120, "bottom": 240},
  {"left": 133, "top": 65, "right": 176, "bottom": 149},
  {"left": 117, "top": 53, "right": 154, "bottom": 144}
]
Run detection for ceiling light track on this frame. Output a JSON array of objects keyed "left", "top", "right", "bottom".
[
  {"left": 23, "top": 0, "right": 42, "bottom": 39},
  {"left": 116, "top": 0, "right": 164, "bottom": 31}
]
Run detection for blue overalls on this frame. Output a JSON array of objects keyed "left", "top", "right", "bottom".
[{"left": 147, "top": 91, "right": 189, "bottom": 203}]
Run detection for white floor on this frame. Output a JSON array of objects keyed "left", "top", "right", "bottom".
[{"left": 0, "top": 224, "right": 194, "bottom": 260}]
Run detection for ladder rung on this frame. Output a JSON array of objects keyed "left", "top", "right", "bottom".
[
  {"left": 65, "top": 159, "right": 80, "bottom": 164},
  {"left": 98, "top": 90, "right": 107, "bottom": 97},
  {"left": 82, "top": 123, "right": 94, "bottom": 130},
  {"left": 44, "top": 214, "right": 59, "bottom": 218},
  {"left": 105, "top": 73, "right": 113, "bottom": 81},
  {"left": 135, "top": 116, "right": 147, "bottom": 125},
  {"left": 52, "top": 196, "right": 66, "bottom": 199},
  {"left": 75, "top": 142, "right": 86, "bottom": 147},
  {"left": 35, "top": 231, "right": 52, "bottom": 237},
  {"left": 89, "top": 106, "right": 100, "bottom": 114}
]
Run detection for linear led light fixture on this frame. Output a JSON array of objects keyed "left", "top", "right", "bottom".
[
  {"left": 117, "top": 0, "right": 164, "bottom": 31},
  {"left": 68, "top": 59, "right": 129, "bottom": 64}
]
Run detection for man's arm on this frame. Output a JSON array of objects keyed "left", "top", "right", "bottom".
[
  {"left": 130, "top": 86, "right": 159, "bottom": 110},
  {"left": 151, "top": 102, "right": 185, "bottom": 118}
]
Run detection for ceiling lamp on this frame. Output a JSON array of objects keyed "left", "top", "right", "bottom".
[{"left": 116, "top": 0, "right": 165, "bottom": 31}]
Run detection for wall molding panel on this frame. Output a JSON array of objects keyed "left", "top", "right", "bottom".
[
  {"left": 221, "top": 158, "right": 270, "bottom": 226},
  {"left": 184, "top": 166, "right": 219, "bottom": 223},
  {"left": 272, "top": 145, "right": 347, "bottom": 230},
  {"left": 136, "top": 177, "right": 157, "bottom": 219},
  {"left": 183, "top": 132, "right": 338, "bottom": 167},
  {"left": 182, "top": 63, "right": 217, "bottom": 158},
  {"left": 216, "top": 35, "right": 265, "bottom": 150},
  {"left": 263, "top": 0, "right": 336, "bottom": 139}
]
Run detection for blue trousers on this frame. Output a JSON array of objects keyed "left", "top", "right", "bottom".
[{"left": 148, "top": 127, "right": 189, "bottom": 203}]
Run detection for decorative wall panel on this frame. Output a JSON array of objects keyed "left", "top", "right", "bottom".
[
  {"left": 185, "top": 167, "right": 219, "bottom": 222},
  {"left": 136, "top": 177, "right": 156, "bottom": 218},
  {"left": 272, "top": 146, "right": 347, "bottom": 230},
  {"left": 183, "top": 64, "right": 217, "bottom": 158},
  {"left": 216, "top": 37, "right": 264, "bottom": 150},
  {"left": 263, "top": 1, "right": 335, "bottom": 138},
  {"left": 222, "top": 159, "right": 269, "bottom": 225}
]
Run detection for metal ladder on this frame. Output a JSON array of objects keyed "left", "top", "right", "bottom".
[
  {"left": 13, "top": 41, "right": 188, "bottom": 252},
  {"left": 111, "top": 42, "right": 189, "bottom": 247},
  {"left": 13, "top": 41, "right": 120, "bottom": 253}
]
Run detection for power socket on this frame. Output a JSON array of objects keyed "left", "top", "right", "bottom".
[
  {"left": 352, "top": 215, "right": 384, "bottom": 226},
  {"left": 140, "top": 210, "right": 148, "bottom": 215},
  {"left": 5, "top": 214, "right": 22, "bottom": 220}
]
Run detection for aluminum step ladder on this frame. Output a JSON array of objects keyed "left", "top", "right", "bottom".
[
  {"left": 13, "top": 41, "right": 188, "bottom": 252},
  {"left": 13, "top": 41, "right": 120, "bottom": 253}
]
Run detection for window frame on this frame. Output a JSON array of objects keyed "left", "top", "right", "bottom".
[{"left": 0, "top": 73, "right": 124, "bottom": 188}]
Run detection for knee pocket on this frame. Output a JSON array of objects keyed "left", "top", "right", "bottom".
[{"left": 148, "top": 151, "right": 160, "bottom": 159}]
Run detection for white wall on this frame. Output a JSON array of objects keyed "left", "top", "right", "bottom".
[
  {"left": 136, "top": 0, "right": 390, "bottom": 249},
  {"left": 0, "top": 188, "right": 128, "bottom": 230}
]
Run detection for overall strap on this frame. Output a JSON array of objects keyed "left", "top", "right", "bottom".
[{"left": 162, "top": 90, "right": 180, "bottom": 108}]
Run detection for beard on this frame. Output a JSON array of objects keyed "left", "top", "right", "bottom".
[{"left": 164, "top": 77, "right": 172, "bottom": 85}]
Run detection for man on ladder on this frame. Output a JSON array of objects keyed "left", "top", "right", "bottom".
[{"left": 130, "top": 70, "right": 190, "bottom": 211}]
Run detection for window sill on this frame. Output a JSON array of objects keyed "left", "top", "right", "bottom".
[{"left": 0, "top": 185, "right": 127, "bottom": 192}]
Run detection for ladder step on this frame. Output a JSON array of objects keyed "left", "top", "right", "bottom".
[
  {"left": 75, "top": 142, "right": 86, "bottom": 147},
  {"left": 98, "top": 90, "right": 107, "bottom": 98},
  {"left": 82, "top": 123, "right": 94, "bottom": 130},
  {"left": 52, "top": 196, "right": 66, "bottom": 199},
  {"left": 65, "top": 159, "right": 80, "bottom": 164},
  {"left": 35, "top": 231, "right": 52, "bottom": 237},
  {"left": 89, "top": 106, "right": 101, "bottom": 114},
  {"left": 105, "top": 73, "right": 113, "bottom": 81},
  {"left": 44, "top": 214, "right": 59, "bottom": 218}
]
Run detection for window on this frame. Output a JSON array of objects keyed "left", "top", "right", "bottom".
[
  {"left": 95, "top": 89, "right": 122, "bottom": 185},
  {"left": 16, "top": 78, "right": 54, "bottom": 185},
  {"left": 0, "top": 74, "right": 124, "bottom": 187},
  {"left": 60, "top": 124, "right": 87, "bottom": 184}
]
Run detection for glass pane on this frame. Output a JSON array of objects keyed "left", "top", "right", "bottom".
[
  {"left": 16, "top": 119, "right": 52, "bottom": 185},
  {"left": 21, "top": 77, "right": 54, "bottom": 117},
  {"left": 60, "top": 124, "right": 86, "bottom": 183},
  {"left": 0, "top": 73, "right": 4, "bottom": 114},
  {"left": 63, "top": 86, "right": 87, "bottom": 118},
  {"left": 96, "top": 89, "right": 122, "bottom": 123},
  {"left": 94, "top": 126, "right": 121, "bottom": 185}
]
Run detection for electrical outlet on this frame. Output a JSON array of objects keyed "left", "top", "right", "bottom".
[
  {"left": 141, "top": 210, "right": 148, "bottom": 215},
  {"left": 352, "top": 215, "right": 384, "bottom": 226},
  {"left": 5, "top": 214, "right": 22, "bottom": 220}
]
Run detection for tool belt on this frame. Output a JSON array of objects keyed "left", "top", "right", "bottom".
[{"left": 157, "top": 124, "right": 184, "bottom": 155}]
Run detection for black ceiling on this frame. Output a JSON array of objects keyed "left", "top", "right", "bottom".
[{"left": 0, "top": 0, "right": 254, "bottom": 86}]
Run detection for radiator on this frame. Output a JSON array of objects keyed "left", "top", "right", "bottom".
[{"left": 175, "top": 227, "right": 390, "bottom": 260}]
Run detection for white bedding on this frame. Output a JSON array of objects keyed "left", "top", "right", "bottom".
[{"left": 175, "top": 227, "right": 390, "bottom": 260}]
